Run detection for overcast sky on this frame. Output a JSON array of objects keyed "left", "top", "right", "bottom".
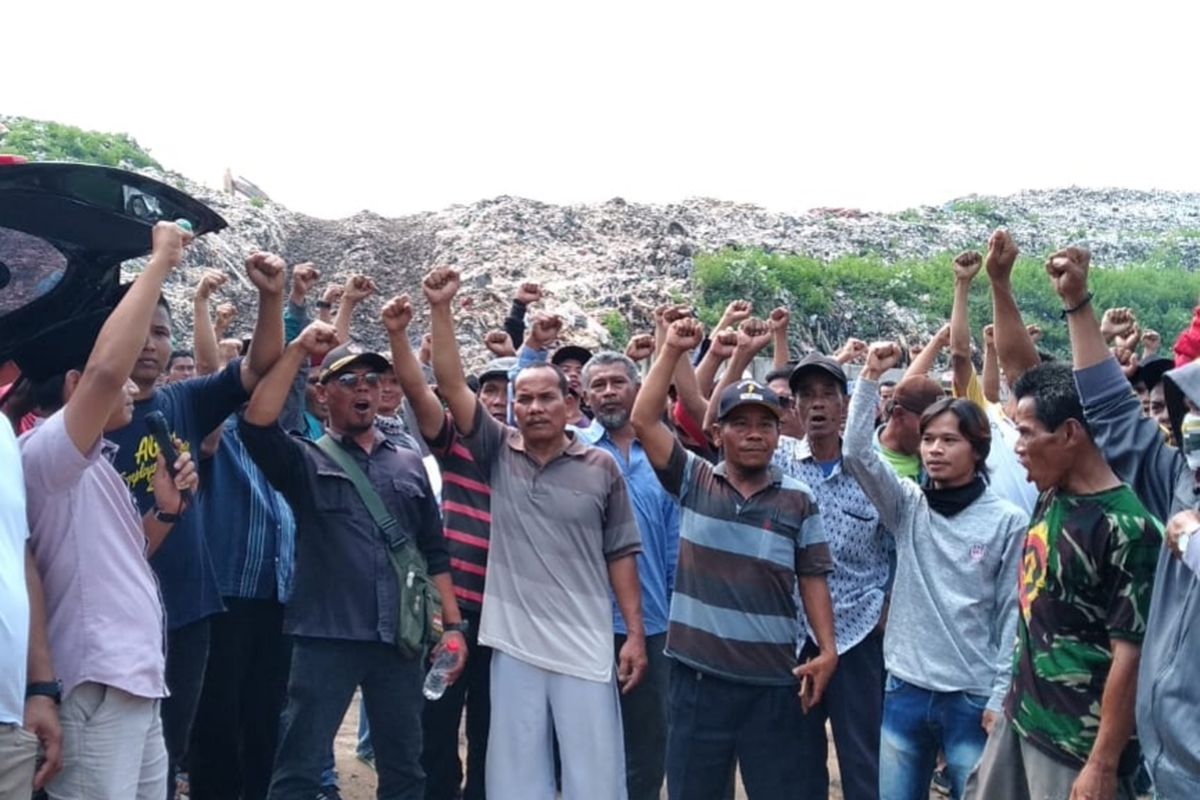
[{"left": 7, "top": 1, "right": 1197, "bottom": 219}]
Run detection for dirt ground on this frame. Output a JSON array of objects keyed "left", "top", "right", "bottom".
[{"left": 330, "top": 693, "right": 942, "bottom": 800}]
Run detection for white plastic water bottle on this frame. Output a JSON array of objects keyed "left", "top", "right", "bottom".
[{"left": 422, "top": 638, "right": 462, "bottom": 700}]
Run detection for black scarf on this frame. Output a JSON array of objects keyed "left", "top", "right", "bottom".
[{"left": 923, "top": 475, "right": 986, "bottom": 517}]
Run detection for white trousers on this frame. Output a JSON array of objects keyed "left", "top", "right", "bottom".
[
  {"left": 0, "top": 722, "right": 38, "bottom": 800},
  {"left": 48, "top": 683, "right": 167, "bottom": 800},
  {"left": 486, "top": 651, "right": 627, "bottom": 800}
]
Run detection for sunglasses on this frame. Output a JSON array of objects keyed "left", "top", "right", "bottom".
[{"left": 332, "top": 372, "right": 382, "bottom": 389}]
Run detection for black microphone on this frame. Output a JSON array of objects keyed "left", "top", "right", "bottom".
[{"left": 145, "top": 411, "right": 192, "bottom": 504}]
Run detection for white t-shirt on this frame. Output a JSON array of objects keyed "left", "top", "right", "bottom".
[{"left": 0, "top": 420, "right": 30, "bottom": 724}]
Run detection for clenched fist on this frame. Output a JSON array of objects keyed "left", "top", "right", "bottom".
[
  {"left": 343, "top": 274, "right": 377, "bottom": 303},
  {"left": 863, "top": 341, "right": 902, "bottom": 379},
  {"left": 151, "top": 220, "right": 193, "bottom": 268},
  {"left": 737, "top": 318, "right": 773, "bottom": 354},
  {"left": 834, "top": 337, "right": 868, "bottom": 365},
  {"left": 514, "top": 283, "right": 543, "bottom": 305},
  {"left": 624, "top": 334, "right": 655, "bottom": 363},
  {"left": 1045, "top": 247, "right": 1091, "bottom": 307},
  {"left": 246, "top": 252, "right": 287, "bottom": 296},
  {"left": 484, "top": 330, "right": 516, "bottom": 357},
  {"left": 769, "top": 307, "right": 790, "bottom": 332},
  {"left": 527, "top": 314, "right": 563, "bottom": 350},
  {"left": 195, "top": 269, "right": 227, "bottom": 301},
  {"left": 381, "top": 295, "right": 414, "bottom": 334},
  {"left": 718, "top": 300, "right": 753, "bottom": 330},
  {"left": 666, "top": 318, "right": 705, "bottom": 352},
  {"left": 297, "top": 321, "right": 340, "bottom": 357},
  {"left": 985, "top": 229, "right": 1019, "bottom": 283},
  {"left": 953, "top": 250, "right": 983, "bottom": 282},
  {"left": 291, "top": 262, "right": 320, "bottom": 298},
  {"left": 423, "top": 267, "right": 461, "bottom": 307}
]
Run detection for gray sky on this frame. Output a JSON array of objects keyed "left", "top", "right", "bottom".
[{"left": 7, "top": 1, "right": 1197, "bottom": 219}]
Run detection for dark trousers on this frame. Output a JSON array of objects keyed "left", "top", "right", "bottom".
[
  {"left": 189, "top": 599, "right": 291, "bottom": 800},
  {"left": 797, "top": 631, "right": 885, "bottom": 800},
  {"left": 666, "top": 661, "right": 806, "bottom": 800},
  {"left": 267, "top": 637, "right": 425, "bottom": 800},
  {"left": 164, "top": 617, "right": 212, "bottom": 800},
  {"left": 617, "top": 632, "right": 669, "bottom": 800},
  {"left": 421, "top": 610, "right": 491, "bottom": 800}
]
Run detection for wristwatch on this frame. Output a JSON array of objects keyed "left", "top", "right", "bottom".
[
  {"left": 444, "top": 621, "right": 470, "bottom": 635},
  {"left": 153, "top": 507, "right": 181, "bottom": 524},
  {"left": 26, "top": 680, "right": 62, "bottom": 705}
]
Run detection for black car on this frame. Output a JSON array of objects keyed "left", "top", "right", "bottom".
[{"left": 0, "top": 160, "right": 226, "bottom": 368}]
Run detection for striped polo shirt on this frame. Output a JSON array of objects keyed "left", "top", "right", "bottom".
[
  {"left": 427, "top": 413, "right": 491, "bottom": 613},
  {"left": 657, "top": 441, "right": 833, "bottom": 686}
]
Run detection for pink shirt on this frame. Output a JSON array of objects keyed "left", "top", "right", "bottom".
[{"left": 20, "top": 411, "right": 167, "bottom": 699}]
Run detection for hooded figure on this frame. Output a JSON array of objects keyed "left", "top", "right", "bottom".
[{"left": 1076, "top": 355, "right": 1200, "bottom": 798}]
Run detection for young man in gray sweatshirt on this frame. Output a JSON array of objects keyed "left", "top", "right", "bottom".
[
  {"left": 1049, "top": 245, "right": 1199, "bottom": 799},
  {"left": 844, "top": 342, "right": 1027, "bottom": 800}
]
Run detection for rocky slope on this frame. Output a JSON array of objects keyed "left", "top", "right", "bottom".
[{"left": 148, "top": 174, "right": 1200, "bottom": 367}]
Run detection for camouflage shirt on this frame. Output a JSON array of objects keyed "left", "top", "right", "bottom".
[{"left": 1006, "top": 486, "right": 1161, "bottom": 771}]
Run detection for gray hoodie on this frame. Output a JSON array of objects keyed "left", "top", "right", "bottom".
[
  {"left": 843, "top": 378, "right": 1027, "bottom": 710},
  {"left": 1075, "top": 356, "right": 1200, "bottom": 799}
]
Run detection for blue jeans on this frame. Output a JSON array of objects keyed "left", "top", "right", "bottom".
[
  {"left": 666, "top": 661, "right": 806, "bottom": 800},
  {"left": 267, "top": 637, "right": 425, "bottom": 800},
  {"left": 879, "top": 674, "right": 989, "bottom": 800}
]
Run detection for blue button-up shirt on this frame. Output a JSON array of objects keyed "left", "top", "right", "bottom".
[
  {"left": 580, "top": 420, "right": 680, "bottom": 636},
  {"left": 772, "top": 435, "right": 893, "bottom": 654}
]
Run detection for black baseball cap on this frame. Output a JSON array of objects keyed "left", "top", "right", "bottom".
[
  {"left": 788, "top": 353, "right": 848, "bottom": 393},
  {"left": 551, "top": 345, "right": 593, "bottom": 367},
  {"left": 716, "top": 380, "right": 785, "bottom": 421},
  {"left": 318, "top": 342, "right": 390, "bottom": 383},
  {"left": 1135, "top": 357, "right": 1173, "bottom": 391}
]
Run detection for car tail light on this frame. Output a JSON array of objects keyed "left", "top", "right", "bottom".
[{"left": 0, "top": 155, "right": 28, "bottom": 165}]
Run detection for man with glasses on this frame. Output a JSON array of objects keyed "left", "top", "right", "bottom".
[{"left": 239, "top": 334, "right": 466, "bottom": 800}]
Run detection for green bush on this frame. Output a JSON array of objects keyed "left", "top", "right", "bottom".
[
  {"left": 601, "top": 311, "right": 630, "bottom": 349},
  {"left": 0, "top": 118, "right": 160, "bottom": 169},
  {"left": 693, "top": 247, "right": 1200, "bottom": 357},
  {"left": 250, "top": 197, "right": 265, "bottom": 208}
]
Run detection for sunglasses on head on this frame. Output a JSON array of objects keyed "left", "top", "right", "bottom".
[{"left": 332, "top": 372, "right": 382, "bottom": 388}]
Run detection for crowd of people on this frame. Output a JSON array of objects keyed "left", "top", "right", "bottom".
[{"left": 1, "top": 221, "right": 1198, "bottom": 800}]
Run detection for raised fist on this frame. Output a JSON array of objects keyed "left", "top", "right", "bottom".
[
  {"left": 1100, "top": 307, "right": 1136, "bottom": 342},
  {"left": 865, "top": 341, "right": 902, "bottom": 377},
  {"left": 246, "top": 252, "right": 287, "bottom": 296},
  {"left": 624, "top": 334, "right": 655, "bottom": 363},
  {"left": 381, "top": 294, "right": 414, "bottom": 334},
  {"left": 484, "top": 330, "right": 516, "bottom": 357},
  {"left": 291, "top": 262, "right": 320, "bottom": 297},
  {"left": 768, "top": 306, "right": 790, "bottom": 332},
  {"left": 985, "top": 229, "right": 1019, "bottom": 283},
  {"left": 931, "top": 323, "right": 952, "bottom": 349},
  {"left": 737, "top": 318, "right": 773, "bottom": 354},
  {"left": 215, "top": 301, "right": 237, "bottom": 327},
  {"left": 1045, "top": 247, "right": 1091, "bottom": 306},
  {"left": 662, "top": 305, "right": 693, "bottom": 326},
  {"left": 708, "top": 328, "right": 739, "bottom": 360},
  {"left": 953, "top": 250, "right": 984, "bottom": 282},
  {"left": 1025, "top": 324, "right": 1043, "bottom": 344},
  {"left": 1142, "top": 329, "right": 1162, "bottom": 354},
  {"left": 195, "top": 269, "right": 227, "bottom": 301},
  {"left": 423, "top": 267, "right": 461, "bottom": 307},
  {"left": 151, "top": 220, "right": 193, "bottom": 268},
  {"left": 321, "top": 284, "right": 345, "bottom": 307},
  {"left": 983, "top": 324, "right": 996, "bottom": 347},
  {"left": 1114, "top": 325, "right": 1142, "bottom": 353},
  {"left": 834, "top": 337, "right": 867, "bottom": 365},
  {"left": 666, "top": 318, "right": 705, "bottom": 352},
  {"left": 527, "top": 313, "right": 563, "bottom": 349},
  {"left": 718, "top": 299, "right": 753, "bottom": 329},
  {"left": 297, "top": 321, "right": 339, "bottom": 357},
  {"left": 514, "top": 282, "right": 543, "bottom": 305},
  {"left": 343, "top": 274, "right": 377, "bottom": 303}
]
